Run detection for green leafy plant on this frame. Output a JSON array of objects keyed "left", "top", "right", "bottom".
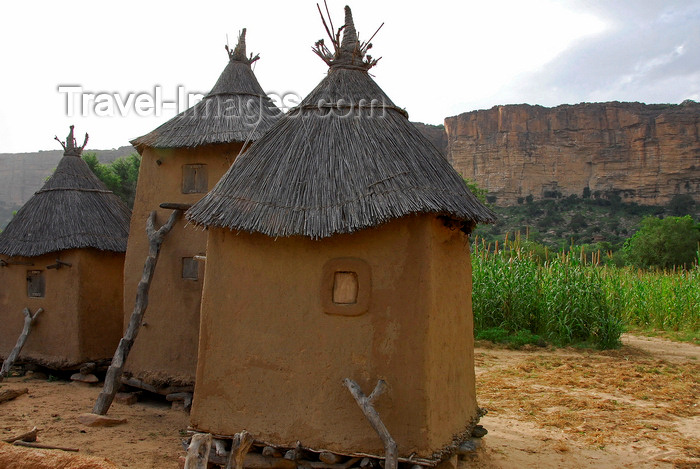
[
  {"left": 83, "top": 153, "right": 141, "bottom": 208},
  {"left": 462, "top": 177, "right": 487, "bottom": 203},
  {"left": 623, "top": 215, "right": 700, "bottom": 270}
]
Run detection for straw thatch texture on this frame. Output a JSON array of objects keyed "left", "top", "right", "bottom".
[
  {"left": 187, "top": 67, "right": 496, "bottom": 239},
  {"left": 0, "top": 154, "right": 131, "bottom": 257},
  {"left": 131, "top": 31, "right": 281, "bottom": 152}
]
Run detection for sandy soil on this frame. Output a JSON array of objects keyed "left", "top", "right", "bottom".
[
  {"left": 471, "top": 334, "right": 699, "bottom": 468},
  {"left": 0, "top": 333, "right": 697, "bottom": 468},
  {"left": 0, "top": 381, "right": 189, "bottom": 467}
]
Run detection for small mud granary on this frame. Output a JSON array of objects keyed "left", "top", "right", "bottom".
[
  {"left": 184, "top": 5, "right": 495, "bottom": 468},
  {"left": 0, "top": 127, "right": 130, "bottom": 370},
  {"left": 122, "top": 30, "right": 281, "bottom": 393}
]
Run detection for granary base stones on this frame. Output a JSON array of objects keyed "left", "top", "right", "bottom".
[{"left": 181, "top": 416, "right": 489, "bottom": 469}]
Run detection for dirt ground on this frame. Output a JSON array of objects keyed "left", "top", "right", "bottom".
[{"left": 0, "top": 333, "right": 697, "bottom": 468}]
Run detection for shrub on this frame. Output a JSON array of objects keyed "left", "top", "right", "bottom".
[{"left": 623, "top": 215, "right": 700, "bottom": 270}]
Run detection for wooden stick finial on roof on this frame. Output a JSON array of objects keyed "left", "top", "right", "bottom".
[
  {"left": 312, "top": 3, "right": 383, "bottom": 71},
  {"left": 225, "top": 28, "right": 260, "bottom": 65},
  {"left": 54, "top": 125, "right": 88, "bottom": 157}
]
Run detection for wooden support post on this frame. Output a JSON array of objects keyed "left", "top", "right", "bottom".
[
  {"left": 226, "top": 430, "right": 254, "bottom": 469},
  {"left": 184, "top": 433, "right": 212, "bottom": 469},
  {"left": 343, "top": 379, "right": 397, "bottom": 469},
  {"left": 0, "top": 308, "right": 43, "bottom": 381},
  {"left": 93, "top": 209, "right": 181, "bottom": 415}
]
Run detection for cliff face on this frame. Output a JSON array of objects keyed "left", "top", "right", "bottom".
[
  {"left": 412, "top": 122, "right": 448, "bottom": 157},
  {"left": 446, "top": 101, "right": 700, "bottom": 205}
]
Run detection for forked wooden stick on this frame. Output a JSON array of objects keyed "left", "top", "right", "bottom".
[
  {"left": 93, "top": 209, "right": 181, "bottom": 415},
  {"left": 343, "top": 378, "right": 397, "bottom": 469},
  {"left": 0, "top": 308, "right": 43, "bottom": 381}
]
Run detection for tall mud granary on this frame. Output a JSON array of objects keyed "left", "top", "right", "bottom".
[
  {"left": 186, "top": 5, "right": 495, "bottom": 465},
  {"left": 123, "top": 30, "right": 281, "bottom": 393},
  {"left": 0, "top": 127, "right": 130, "bottom": 370}
]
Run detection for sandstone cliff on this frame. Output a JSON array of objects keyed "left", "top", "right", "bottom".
[
  {"left": 412, "top": 122, "right": 448, "bottom": 157},
  {"left": 445, "top": 101, "right": 700, "bottom": 206}
]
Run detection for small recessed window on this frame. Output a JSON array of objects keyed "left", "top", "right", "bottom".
[
  {"left": 333, "top": 271, "right": 358, "bottom": 304},
  {"left": 27, "top": 270, "right": 45, "bottom": 298},
  {"left": 182, "top": 257, "right": 199, "bottom": 280},
  {"left": 182, "top": 164, "right": 208, "bottom": 194},
  {"left": 322, "top": 258, "right": 371, "bottom": 316}
]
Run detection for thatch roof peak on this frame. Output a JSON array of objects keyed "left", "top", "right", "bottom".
[
  {"left": 130, "top": 30, "right": 281, "bottom": 152},
  {"left": 186, "top": 6, "right": 496, "bottom": 239},
  {"left": 339, "top": 6, "right": 359, "bottom": 55},
  {"left": 312, "top": 4, "right": 382, "bottom": 71},
  {"left": 0, "top": 132, "right": 131, "bottom": 257},
  {"left": 225, "top": 28, "right": 260, "bottom": 66},
  {"left": 54, "top": 125, "right": 88, "bottom": 157}
]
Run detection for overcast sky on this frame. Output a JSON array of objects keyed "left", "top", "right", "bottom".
[{"left": 0, "top": 0, "right": 698, "bottom": 153}]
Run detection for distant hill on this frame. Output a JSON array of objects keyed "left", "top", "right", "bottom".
[{"left": 0, "top": 146, "right": 136, "bottom": 229}]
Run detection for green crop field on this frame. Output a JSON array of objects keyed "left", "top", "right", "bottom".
[{"left": 471, "top": 233, "right": 700, "bottom": 349}]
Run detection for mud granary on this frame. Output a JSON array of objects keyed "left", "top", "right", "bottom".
[
  {"left": 123, "top": 30, "right": 281, "bottom": 392},
  {"left": 186, "top": 5, "right": 495, "bottom": 464},
  {"left": 0, "top": 126, "right": 130, "bottom": 370}
]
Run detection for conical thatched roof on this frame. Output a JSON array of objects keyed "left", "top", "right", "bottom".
[
  {"left": 0, "top": 127, "right": 131, "bottom": 257},
  {"left": 131, "top": 29, "right": 281, "bottom": 152},
  {"left": 187, "top": 6, "right": 495, "bottom": 239}
]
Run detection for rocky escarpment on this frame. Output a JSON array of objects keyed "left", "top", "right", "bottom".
[
  {"left": 445, "top": 101, "right": 700, "bottom": 206},
  {"left": 412, "top": 122, "right": 448, "bottom": 157}
]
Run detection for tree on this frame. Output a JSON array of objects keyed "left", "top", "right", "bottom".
[
  {"left": 568, "top": 213, "right": 587, "bottom": 232},
  {"left": 667, "top": 194, "right": 696, "bottom": 216},
  {"left": 623, "top": 215, "right": 700, "bottom": 270},
  {"left": 83, "top": 153, "right": 141, "bottom": 208},
  {"left": 463, "top": 177, "right": 487, "bottom": 203}
]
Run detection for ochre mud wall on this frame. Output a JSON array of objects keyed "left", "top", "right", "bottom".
[
  {"left": 425, "top": 220, "right": 476, "bottom": 450},
  {"left": 0, "top": 248, "right": 124, "bottom": 368},
  {"left": 190, "top": 215, "right": 477, "bottom": 457},
  {"left": 446, "top": 101, "right": 700, "bottom": 205},
  {"left": 123, "top": 143, "right": 242, "bottom": 387},
  {"left": 78, "top": 250, "right": 124, "bottom": 362}
]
